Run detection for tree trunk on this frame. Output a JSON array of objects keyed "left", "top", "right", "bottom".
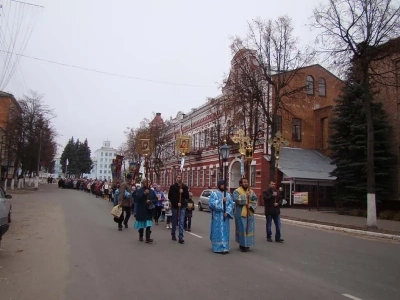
[{"left": 364, "top": 93, "right": 377, "bottom": 228}]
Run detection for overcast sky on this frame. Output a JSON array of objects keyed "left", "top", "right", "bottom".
[{"left": 1, "top": 0, "right": 325, "bottom": 155}]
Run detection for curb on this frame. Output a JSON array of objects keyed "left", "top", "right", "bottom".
[{"left": 254, "top": 214, "right": 400, "bottom": 241}]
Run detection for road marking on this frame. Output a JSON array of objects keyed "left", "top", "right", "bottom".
[
  {"left": 342, "top": 294, "right": 362, "bottom": 300},
  {"left": 188, "top": 232, "right": 203, "bottom": 239}
]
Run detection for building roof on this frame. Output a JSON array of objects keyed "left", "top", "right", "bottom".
[{"left": 276, "top": 147, "right": 336, "bottom": 181}]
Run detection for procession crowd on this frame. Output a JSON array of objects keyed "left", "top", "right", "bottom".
[{"left": 58, "top": 175, "right": 284, "bottom": 253}]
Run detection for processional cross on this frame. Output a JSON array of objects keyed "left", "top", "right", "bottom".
[
  {"left": 232, "top": 129, "right": 251, "bottom": 155},
  {"left": 268, "top": 131, "right": 289, "bottom": 167}
]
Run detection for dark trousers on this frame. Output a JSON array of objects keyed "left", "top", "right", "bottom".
[
  {"left": 184, "top": 216, "right": 192, "bottom": 229},
  {"left": 118, "top": 206, "right": 131, "bottom": 227},
  {"left": 266, "top": 214, "right": 281, "bottom": 239},
  {"left": 166, "top": 216, "right": 172, "bottom": 224},
  {"left": 154, "top": 206, "right": 162, "bottom": 223}
]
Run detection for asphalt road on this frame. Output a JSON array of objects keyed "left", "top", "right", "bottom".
[{"left": 2, "top": 185, "right": 400, "bottom": 300}]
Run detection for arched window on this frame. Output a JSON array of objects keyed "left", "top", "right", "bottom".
[
  {"left": 306, "top": 75, "right": 314, "bottom": 95},
  {"left": 319, "top": 78, "right": 326, "bottom": 96}
]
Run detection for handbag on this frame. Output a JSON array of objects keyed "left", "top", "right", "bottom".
[{"left": 111, "top": 205, "right": 122, "bottom": 218}]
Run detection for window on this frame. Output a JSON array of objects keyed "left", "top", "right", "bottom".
[
  {"left": 306, "top": 75, "right": 314, "bottom": 95},
  {"left": 196, "top": 170, "right": 199, "bottom": 186},
  {"left": 250, "top": 165, "right": 256, "bottom": 187},
  {"left": 100, "top": 170, "right": 102, "bottom": 173},
  {"left": 292, "top": 118, "right": 302, "bottom": 142},
  {"left": 100, "top": 158, "right": 103, "bottom": 162},
  {"left": 101, "top": 152, "right": 103, "bottom": 156},
  {"left": 275, "top": 115, "right": 282, "bottom": 132},
  {"left": 318, "top": 78, "right": 326, "bottom": 96},
  {"left": 202, "top": 170, "right": 206, "bottom": 187},
  {"left": 100, "top": 164, "right": 103, "bottom": 168},
  {"left": 190, "top": 170, "right": 193, "bottom": 187},
  {"left": 105, "top": 153, "right": 108, "bottom": 156},
  {"left": 209, "top": 169, "right": 213, "bottom": 187}
]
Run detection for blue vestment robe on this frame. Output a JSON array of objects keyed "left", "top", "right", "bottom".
[
  {"left": 209, "top": 190, "right": 234, "bottom": 253},
  {"left": 233, "top": 187, "right": 257, "bottom": 247}
]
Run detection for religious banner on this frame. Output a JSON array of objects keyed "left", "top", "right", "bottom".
[
  {"left": 110, "top": 163, "right": 117, "bottom": 180},
  {"left": 293, "top": 192, "right": 309, "bottom": 205},
  {"left": 176, "top": 135, "right": 191, "bottom": 154},
  {"left": 141, "top": 139, "right": 150, "bottom": 154},
  {"left": 129, "top": 162, "right": 137, "bottom": 176},
  {"left": 115, "top": 155, "right": 124, "bottom": 180}
]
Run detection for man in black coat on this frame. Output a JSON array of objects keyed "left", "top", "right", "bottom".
[
  {"left": 168, "top": 175, "right": 189, "bottom": 244},
  {"left": 263, "top": 181, "right": 284, "bottom": 243}
]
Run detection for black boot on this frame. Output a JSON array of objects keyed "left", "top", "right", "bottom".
[
  {"left": 138, "top": 229, "right": 144, "bottom": 242},
  {"left": 145, "top": 227, "right": 153, "bottom": 243}
]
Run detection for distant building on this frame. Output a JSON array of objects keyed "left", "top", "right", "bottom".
[{"left": 89, "top": 141, "right": 117, "bottom": 180}]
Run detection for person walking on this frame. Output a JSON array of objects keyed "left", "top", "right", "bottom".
[
  {"left": 263, "top": 181, "right": 284, "bottom": 243},
  {"left": 163, "top": 196, "right": 172, "bottom": 229},
  {"left": 134, "top": 178, "right": 157, "bottom": 243},
  {"left": 184, "top": 192, "right": 195, "bottom": 232},
  {"left": 117, "top": 174, "right": 133, "bottom": 231},
  {"left": 168, "top": 175, "right": 189, "bottom": 244},
  {"left": 232, "top": 178, "right": 258, "bottom": 252},
  {"left": 209, "top": 180, "right": 234, "bottom": 254}
]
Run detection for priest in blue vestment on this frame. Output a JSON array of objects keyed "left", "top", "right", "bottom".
[
  {"left": 209, "top": 180, "right": 234, "bottom": 254},
  {"left": 233, "top": 178, "right": 257, "bottom": 252}
]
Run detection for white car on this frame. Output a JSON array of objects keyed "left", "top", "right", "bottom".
[
  {"left": 0, "top": 186, "right": 12, "bottom": 245},
  {"left": 198, "top": 189, "right": 234, "bottom": 213}
]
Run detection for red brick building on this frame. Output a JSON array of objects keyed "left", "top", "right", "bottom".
[
  {"left": 372, "top": 38, "right": 400, "bottom": 201},
  {"left": 155, "top": 54, "right": 344, "bottom": 206},
  {"left": 0, "top": 91, "right": 21, "bottom": 180}
]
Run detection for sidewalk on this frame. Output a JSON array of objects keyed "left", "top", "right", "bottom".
[
  {"left": 192, "top": 196, "right": 400, "bottom": 235},
  {"left": 277, "top": 208, "right": 400, "bottom": 234}
]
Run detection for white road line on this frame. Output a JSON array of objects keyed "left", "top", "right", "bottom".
[
  {"left": 342, "top": 294, "right": 363, "bottom": 300},
  {"left": 188, "top": 232, "right": 203, "bottom": 239}
]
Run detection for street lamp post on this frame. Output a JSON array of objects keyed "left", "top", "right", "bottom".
[{"left": 220, "top": 141, "right": 230, "bottom": 220}]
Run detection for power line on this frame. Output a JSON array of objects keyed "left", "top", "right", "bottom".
[
  {"left": 0, "top": 49, "right": 215, "bottom": 88},
  {"left": 11, "top": 0, "right": 44, "bottom": 8}
]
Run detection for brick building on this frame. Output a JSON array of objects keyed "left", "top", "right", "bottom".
[
  {"left": 0, "top": 91, "right": 21, "bottom": 180},
  {"left": 372, "top": 38, "right": 400, "bottom": 201},
  {"left": 153, "top": 54, "right": 344, "bottom": 206}
]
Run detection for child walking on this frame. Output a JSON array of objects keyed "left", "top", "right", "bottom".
[
  {"left": 184, "top": 192, "right": 195, "bottom": 232},
  {"left": 163, "top": 196, "right": 173, "bottom": 229}
]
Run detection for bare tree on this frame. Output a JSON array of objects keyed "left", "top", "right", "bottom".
[
  {"left": 132, "top": 114, "right": 173, "bottom": 183},
  {"left": 312, "top": 0, "right": 400, "bottom": 228},
  {"left": 7, "top": 91, "right": 57, "bottom": 176},
  {"left": 226, "top": 16, "right": 315, "bottom": 179},
  {"left": 207, "top": 97, "right": 231, "bottom": 179}
]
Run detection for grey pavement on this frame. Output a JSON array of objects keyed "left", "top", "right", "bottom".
[
  {"left": 192, "top": 196, "right": 400, "bottom": 234},
  {"left": 2, "top": 185, "right": 400, "bottom": 300},
  {"left": 278, "top": 208, "right": 400, "bottom": 233}
]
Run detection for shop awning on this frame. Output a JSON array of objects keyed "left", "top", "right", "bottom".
[{"left": 265, "top": 147, "right": 336, "bottom": 184}]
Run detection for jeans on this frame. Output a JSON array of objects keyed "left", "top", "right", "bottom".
[
  {"left": 184, "top": 216, "right": 192, "bottom": 230},
  {"left": 171, "top": 208, "right": 186, "bottom": 240},
  {"left": 113, "top": 194, "right": 119, "bottom": 206},
  {"left": 266, "top": 214, "right": 281, "bottom": 239}
]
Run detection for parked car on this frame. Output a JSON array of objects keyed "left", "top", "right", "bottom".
[
  {"left": 198, "top": 189, "right": 234, "bottom": 213},
  {"left": 0, "top": 186, "right": 12, "bottom": 245}
]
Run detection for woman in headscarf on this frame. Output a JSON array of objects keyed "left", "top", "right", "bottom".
[
  {"left": 209, "top": 180, "right": 234, "bottom": 254},
  {"left": 134, "top": 178, "right": 157, "bottom": 243}
]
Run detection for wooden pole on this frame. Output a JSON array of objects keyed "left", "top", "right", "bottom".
[{"left": 246, "top": 158, "right": 251, "bottom": 235}]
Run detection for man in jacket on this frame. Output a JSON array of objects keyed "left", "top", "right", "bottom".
[
  {"left": 168, "top": 175, "right": 189, "bottom": 244},
  {"left": 263, "top": 181, "right": 284, "bottom": 243},
  {"left": 118, "top": 174, "right": 133, "bottom": 231}
]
